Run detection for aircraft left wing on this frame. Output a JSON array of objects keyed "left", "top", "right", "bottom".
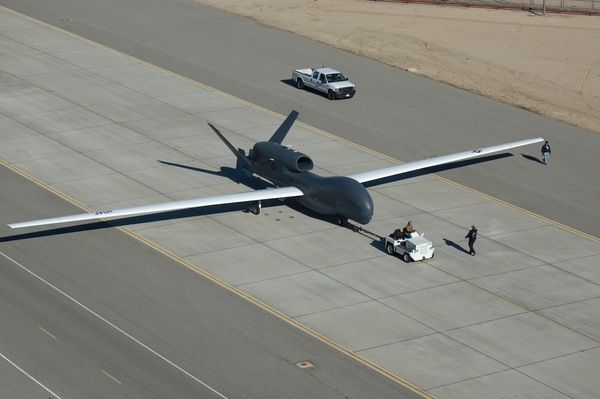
[
  {"left": 7, "top": 186, "right": 304, "bottom": 229},
  {"left": 347, "top": 137, "right": 544, "bottom": 184}
]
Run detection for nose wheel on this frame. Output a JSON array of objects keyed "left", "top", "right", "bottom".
[{"left": 336, "top": 215, "right": 348, "bottom": 226}]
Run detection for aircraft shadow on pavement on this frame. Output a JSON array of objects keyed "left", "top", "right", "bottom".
[
  {"left": 159, "top": 160, "right": 335, "bottom": 223},
  {"left": 3, "top": 152, "right": 539, "bottom": 242},
  {"left": 361, "top": 153, "right": 512, "bottom": 188},
  {"left": 0, "top": 201, "right": 297, "bottom": 242},
  {"left": 158, "top": 160, "right": 268, "bottom": 189},
  {"left": 1, "top": 160, "right": 331, "bottom": 241}
]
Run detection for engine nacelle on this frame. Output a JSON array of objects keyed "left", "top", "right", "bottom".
[
  {"left": 252, "top": 142, "right": 314, "bottom": 173},
  {"left": 283, "top": 150, "right": 314, "bottom": 172}
]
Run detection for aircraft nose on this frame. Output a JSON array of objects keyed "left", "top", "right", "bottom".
[
  {"left": 354, "top": 196, "right": 373, "bottom": 224},
  {"left": 358, "top": 212, "right": 372, "bottom": 225},
  {"left": 339, "top": 182, "right": 374, "bottom": 225}
]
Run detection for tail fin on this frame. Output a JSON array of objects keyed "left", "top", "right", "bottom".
[
  {"left": 268, "top": 110, "right": 299, "bottom": 144},
  {"left": 208, "top": 123, "right": 253, "bottom": 169}
]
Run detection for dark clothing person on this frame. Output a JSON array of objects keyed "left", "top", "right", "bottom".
[
  {"left": 465, "top": 225, "right": 477, "bottom": 256},
  {"left": 541, "top": 141, "right": 551, "bottom": 165}
]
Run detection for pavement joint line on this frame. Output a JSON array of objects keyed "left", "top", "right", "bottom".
[
  {"left": 0, "top": 160, "right": 93, "bottom": 214},
  {"left": 5, "top": 5, "right": 592, "bottom": 246},
  {"left": 108, "top": 224, "right": 439, "bottom": 399},
  {"left": 0, "top": 165, "right": 433, "bottom": 397},
  {"left": 417, "top": 249, "right": 600, "bottom": 344},
  {"left": 0, "top": 6, "right": 285, "bottom": 119},
  {"left": 8, "top": 149, "right": 597, "bottom": 389},
  {"left": 432, "top": 174, "right": 600, "bottom": 243}
]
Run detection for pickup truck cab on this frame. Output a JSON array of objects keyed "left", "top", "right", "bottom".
[
  {"left": 292, "top": 67, "right": 356, "bottom": 100},
  {"left": 384, "top": 231, "right": 435, "bottom": 262}
]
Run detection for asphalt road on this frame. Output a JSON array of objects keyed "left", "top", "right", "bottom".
[
  {"left": 1, "top": 0, "right": 598, "bottom": 237},
  {"left": 0, "top": 165, "right": 418, "bottom": 398}
]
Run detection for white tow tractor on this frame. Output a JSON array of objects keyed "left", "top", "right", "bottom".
[{"left": 384, "top": 231, "right": 435, "bottom": 262}]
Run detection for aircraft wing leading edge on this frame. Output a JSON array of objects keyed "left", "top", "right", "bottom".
[
  {"left": 7, "top": 134, "right": 543, "bottom": 229},
  {"left": 347, "top": 137, "right": 544, "bottom": 184},
  {"left": 7, "top": 186, "right": 304, "bottom": 229}
]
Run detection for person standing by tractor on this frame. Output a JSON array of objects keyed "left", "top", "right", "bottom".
[{"left": 465, "top": 225, "right": 478, "bottom": 256}]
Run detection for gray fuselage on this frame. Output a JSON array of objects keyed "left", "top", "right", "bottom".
[{"left": 248, "top": 141, "right": 374, "bottom": 224}]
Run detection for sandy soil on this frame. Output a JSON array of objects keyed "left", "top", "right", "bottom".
[{"left": 197, "top": 0, "right": 600, "bottom": 135}]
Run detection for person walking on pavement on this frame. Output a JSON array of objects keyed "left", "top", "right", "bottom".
[
  {"left": 541, "top": 141, "right": 551, "bottom": 165},
  {"left": 465, "top": 225, "right": 477, "bottom": 256}
]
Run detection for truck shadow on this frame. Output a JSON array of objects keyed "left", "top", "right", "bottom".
[
  {"left": 281, "top": 78, "right": 297, "bottom": 88},
  {"left": 280, "top": 79, "right": 342, "bottom": 100}
]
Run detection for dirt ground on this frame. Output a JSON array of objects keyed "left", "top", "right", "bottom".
[{"left": 197, "top": 0, "right": 600, "bottom": 135}]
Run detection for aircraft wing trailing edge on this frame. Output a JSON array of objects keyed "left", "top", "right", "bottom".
[
  {"left": 347, "top": 137, "right": 544, "bottom": 184},
  {"left": 7, "top": 186, "right": 303, "bottom": 229}
]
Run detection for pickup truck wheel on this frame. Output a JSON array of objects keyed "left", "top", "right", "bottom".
[
  {"left": 403, "top": 253, "right": 412, "bottom": 263},
  {"left": 296, "top": 79, "right": 304, "bottom": 90},
  {"left": 386, "top": 243, "right": 395, "bottom": 255},
  {"left": 327, "top": 90, "right": 335, "bottom": 100}
]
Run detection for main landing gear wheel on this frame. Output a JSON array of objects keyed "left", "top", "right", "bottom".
[
  {"left": 386, "top": 244, "right": 395, "bottom": 255},
  {"left": 249, "top": 201, "right": 261, "bottom": 215}
]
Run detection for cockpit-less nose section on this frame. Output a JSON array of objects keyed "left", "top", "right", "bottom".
[{"left": 8, "top": 111, "right": 543, "bottom": 229}]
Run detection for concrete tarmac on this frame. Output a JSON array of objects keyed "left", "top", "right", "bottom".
[
  {"left": 1, "top": 163, "right": 417, "bottom": 399},
  {"left": 1, "top": 0, "right": 599, "bottom": 238},
  {"left": 1, "top": 6, "right": 600, "bottom": 399}
]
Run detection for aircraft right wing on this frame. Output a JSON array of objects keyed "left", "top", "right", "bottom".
[
  {"left": 347, "top": 137, "right": 544, "bottom": 184},
  {"left": 7, "top": 186, "right": 304, "bottom": 229}
]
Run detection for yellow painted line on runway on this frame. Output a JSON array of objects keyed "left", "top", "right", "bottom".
[
  {"left": 2, "top": 160, "right": 434, "bottom": 398},
  {"left": 102, "top": 370, "right": 122, "bottom": 385},
  {"left": 39, "top": 326, "right": 58, "bottom": 340},
  {"left": 432, "top": 174, "right": 600, "bottom": 243},
  {"left": 1, "top": 160, "right": 96, "bottom": 214},
  {"left": 0, "top": 10, "right": 435, "bottom": 395},
  {"left": 117, "top": 228, "right": 438, "bottom": 399},
  {"left": 1, "top": 6, "right": 597, "bottom": 398},
  {"left": 0, "top": 5, "right": 282, "bottom": 121},
  {"left": 1, "top": 5, "right": 595, "bottom": 245}
]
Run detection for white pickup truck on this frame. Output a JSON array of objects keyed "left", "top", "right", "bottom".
[{"left": 292, "top": 67, "right": 356, "bottom": 100}]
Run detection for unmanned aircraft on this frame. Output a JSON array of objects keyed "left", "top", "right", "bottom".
[{"left": 8, "top": 111, "right": 543, "bottom": 229}]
